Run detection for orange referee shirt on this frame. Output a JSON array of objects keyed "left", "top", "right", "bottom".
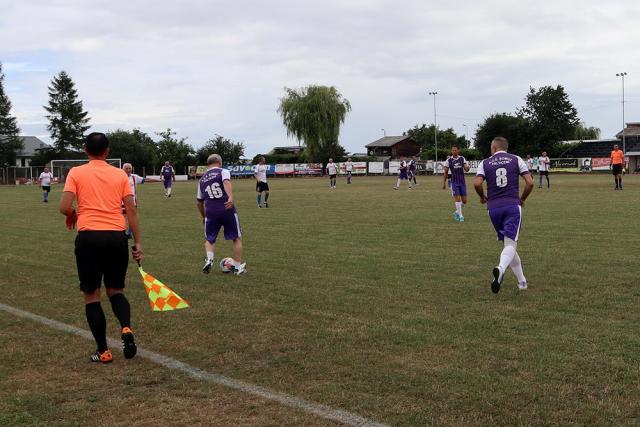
[
  {"left": 610, "top": 150, "right": 624, "bottom": 165},
  {"left": 63, "top": 160, "right": 133, "bottom": 231}
]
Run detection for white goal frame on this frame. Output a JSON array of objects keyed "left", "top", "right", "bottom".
[{"left": 50, "top": 158, "right": 122, "bottom": 183}]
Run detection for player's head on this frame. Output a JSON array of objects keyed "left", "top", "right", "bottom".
[
  {"left": 490, "top": 137, "right": 508, "bottom": 154},
  {"left": 527, "top": 154, "right": 531, "bottom": 159},
  {"left": 451, "top": 145, "right": 459, "bottom": 156},
  {"left": 84, "top": 132, "right": 109, "bottom": 157},
  {"left": 542, "top": 151, "right": 547, "bottom": 156},
  {"left": 259, "top": 156, "right": 265, "bottom": 164},
  {"left": 347, "top": 157, "right": 352, "bottom": 162},
  {"left": 43, "top": 167, "right": 49, "bottom": 172},
  {"left": 614, "top": 144, "right": 619, "bottom": 151},
  {"left": 207, "top": 154, "right": 222, "bottom": 167},
  {"left": 328, "top": 158, "right": 333, "bottom": 163},
  {"left": 164, "top": 160, "right": 170, "bottom": 166},
  {"left": 122, "top": 163, "right": 133, "bottom": 176}
]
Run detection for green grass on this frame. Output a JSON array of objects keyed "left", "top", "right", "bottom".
[{"left": 1, "top": 174, "right": 640, "bottom": 425}]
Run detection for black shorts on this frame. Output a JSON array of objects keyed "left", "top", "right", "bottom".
[
  {"left": 539, "top": 170, "right": 549, "bottom": 176},
  {"left": 75, "top": 231, "right": 129, "bottom": 293},
  {"left": 329, "top": 174, "right": 337, "bottom": 179},
  {"left": 42, "top": 186, "right": 51, "bottom": 192},
  {"left": 256, "top": 181, "right": 269, "bottom": 192},
  {"left": 612, "top": 164, "right": 622, "bottom": 175}
]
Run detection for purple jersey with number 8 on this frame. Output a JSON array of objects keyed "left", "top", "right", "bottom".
[
  {"left": 476, "top": 151, "right": 530, "bottom": 209},
  {"left": 197, "top": 167, "right": 235, "bottom": 216}
]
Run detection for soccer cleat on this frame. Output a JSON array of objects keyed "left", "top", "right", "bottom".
[
  {"left": 258, "top": 204, "right": 262, "bottom": 208},
  {"left": 453, "top": 212, "right": 460, "bottom": 221},
  {"left": 518, "top": 282, "right": 528, "bottom": 290},
  {"left": 458, "top": 215, "right": 465, "bottom": 222},
  {"left": 202, "top": 259, "right": 213, "bottom": 274},
  {"left": 90, "top": 349, "right": 113, "bottom": 364},
  {"left": 121, "top": 327, "right": 137, "bottom": 359},
  {"left": 491, "top": 266, "right": 504, "bottom": 294},
  {"left": 234, "top": 263, "right": 247, "bottom": 275},
  {"left": 393, "top": 187, "right": 398, "bottom": 190},
  {"left": 264, "top": 203, "right": 269, "bottom": 208}
]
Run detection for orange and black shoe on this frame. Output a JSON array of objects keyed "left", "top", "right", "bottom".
[
  {"left": 121, "top": 327, "right": 137, "bottom": 359},
  {"left": 90, "top": 349, "right": 113, "bottom": 364}
]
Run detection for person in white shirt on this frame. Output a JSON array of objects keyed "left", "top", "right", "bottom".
[
  {"left": 526, "top": 155, "right": 535, "bottom": 173},
  {"left": 345, "top": 158, "right": 354, "bottom": 184},
  {"left": 38, "top": 167, "right": 54, "bottom": 203},
  {"left": 537, "top": 151, "right": 550, "bottom": 189},
  {"left": 254, "top": 156, "right": 270, "bottom": 208},
  {"left": 122, "top": 163, "right": 145, "bottom": 238},
  {"left": 326, "top": 159, "right": 338, "bottom": 189}
]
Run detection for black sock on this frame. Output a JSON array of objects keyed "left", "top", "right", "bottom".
[
  {"left": 109, "top": 293, "right": 131, "bottom": 329},
  {"left": 619, "top": 177, "right": 622, "bottom": 188},
  {"left": 85, "top": 302, "right": 108, "bottom": 352}
]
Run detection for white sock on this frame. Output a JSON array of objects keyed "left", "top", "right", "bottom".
[
  {"left": 396, "top": 179, "right": 400, "bottom": 187},
  {"left": 510, "top": 251, "right": 526, "bottom": 283},
  {"left": 455, "top": 201, "right": 462, "bottom": 216},
  {"left": 498, "top": 237, "right": 517, "bottom": 272},
  {"left": 206, "top": 251, "right": 214, "bottom": 261},
  {"left": 167, "top": 187, "right": 172, "bottom": 196}
]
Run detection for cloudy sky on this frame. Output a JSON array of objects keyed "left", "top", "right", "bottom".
[{"left": 1, "top": 0, "right": 639, "bottom": 156}]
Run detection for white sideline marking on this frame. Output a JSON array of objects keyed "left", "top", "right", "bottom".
[{"left": 0, "top": 302, "right": 388, "bottom": 427}]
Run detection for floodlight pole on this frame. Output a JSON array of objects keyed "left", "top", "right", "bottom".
[
  {"left": 381, "top": 128, "right": 386, "bottom": 137},
  {"left": 462, "top": 124, "right": 469, "bottom": 146},
  {"left": 616, "top": 72, "right": 627, "bottom": 154},
  {"left": 429, "top": 91, "right": 438, "bottom": 165}
]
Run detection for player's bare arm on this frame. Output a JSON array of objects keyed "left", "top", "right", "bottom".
[
  {"left": 442, "top": 166, "right": 449, "bottom": 189},
  {"left": 123, "top": 195, "right": 143, "bottom": 262},
  {"left": 473, "top": 176, "right": 487, "bottom": 204},
  {"left": 463, "top": 163, "right": 470, "bottom": 172},
  {"left": 59, "top": 191, "right": 78, "bottom": 229},
  {"left": 197, "top": 200, "right": 205, "bottom": 221},
  {"left": 520, "top": 173, "right": 534, "bottom": 206},
  {"left": 223, "top": 180, "right": 234, "bottom": 210}
]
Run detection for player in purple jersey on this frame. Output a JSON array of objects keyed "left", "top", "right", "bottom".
[
  {"left": 474, "top": 137, "right": 533, "bottom": 293},
  {"left": 393, "top": 157, "right": 413, "bottom": 190},
  {"left": 160, "top": 161, "right": 175, "bottom": 197},
  {"left": 442, "top": 146, "right": 470, "bottom": 222},
  {"left": 197, "top": 154, "right": 246, "bottom": 275},
  {"left": 408, "top": 156, "right": 418, "bottom": 186}
]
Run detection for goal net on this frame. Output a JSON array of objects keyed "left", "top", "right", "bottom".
[{"left": 50, "top": 159, "right": 122, "bottom": 183}]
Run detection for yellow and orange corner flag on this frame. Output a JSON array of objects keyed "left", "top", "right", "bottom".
[{"left": 138, "top": 266, "right": 190, "bottom": 311}]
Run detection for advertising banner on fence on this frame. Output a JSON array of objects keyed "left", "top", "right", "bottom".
[
  {"left": 338, "top": 161, "right": 367, "bottom": 175},
  {"left": 275, "top": 164, "right": 295, "bottom": 175},
  {"left": 227, "top": 164, "right": 275, "bottom": 177},
  {"left": 578, "top": 158, "right": 592, "bottom": 172},
  {"left": 550, "top": 158, "right": 579, "bottom": 172},
  {"left": 294, "top": 163, "right": 323, "bottom": 175},
  {"left": 188, "top": 166, "right": 208, "bottom": 177},
  {"left": 368, "top": 162, "right": 384, "bottom": 174},
  {"left": 591, "top": 157, "right": 611, "bottom": 171},
  {"left": 389, "top": 161, "right": 401, "bottom": 174}
]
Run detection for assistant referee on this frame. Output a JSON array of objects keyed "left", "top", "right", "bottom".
[{"left": 59, "top": 132, "right": 143, "bottom": 363}]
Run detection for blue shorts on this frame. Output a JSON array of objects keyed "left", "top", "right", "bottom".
[
  {"left": 451, "top": 183, "right": 467, "bottom": 197},
  {"left": 399, "top": 171, "right": 408, "bottom": 180},
  {"left": 163, "top": 179, "right": 172, "bottom": 189},
  {"left": 488, "top": 205, "right": 522, "bottom": 241},
  {"left": 205, "top": 210, "right": 241, "bottom": 243}
]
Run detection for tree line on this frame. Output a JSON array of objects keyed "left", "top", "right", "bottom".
[{"left": 0, "top": 62, "right": 602, "bottom": 169}]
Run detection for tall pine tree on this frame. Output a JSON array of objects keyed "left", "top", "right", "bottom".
[
  {"left": 44, "top": 71, "right": 90, "bottom": 152},
  {"left": 0, "top": 62, "right": 23, "bottom": 167}
]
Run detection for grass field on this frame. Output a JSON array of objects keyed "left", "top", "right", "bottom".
[{"left": 1, "top": 174, "right": 639, "bottom": 426}]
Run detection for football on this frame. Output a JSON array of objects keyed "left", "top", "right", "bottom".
[{"left": 219, "top": 257, "right": 235, "bottom": 273}]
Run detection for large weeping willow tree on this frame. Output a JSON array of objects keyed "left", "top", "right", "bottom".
[{"left": 277, "top": 85, "right": 351, "bottom": 162}]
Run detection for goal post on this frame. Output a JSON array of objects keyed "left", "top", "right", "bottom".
[{"left": 50, "top": 158, "right": 122, "bottom": 183}]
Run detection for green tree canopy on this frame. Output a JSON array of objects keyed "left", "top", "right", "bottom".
[
  {"left": 518, "top": 85, "right": 579, "bottom": 151},
  {"left": 573, "top": 122, "right": 601, "bottom": 140},
  {"left": 156, "top": 128, "right": 195, "bottom": 172},
  {"left": 44, "top": 71, "right": 90, "bottom": 152},
  {"left": 474, "top": 113, "right": 530, "bottom": 158},
  {"left": 106, "top": 129, "right": 158, "bottom": 171},
  {"left": 0, "top": 62, "right": 23, "bottom": 167},
  {"left": 278, "top": 85, "right": 351, "bottom": 163},
  {"left": 196, "top": 134, "right": 245, "bottom": 165},
  {"left": 404, "top": 124, "right": 467, "bottom": 150}
]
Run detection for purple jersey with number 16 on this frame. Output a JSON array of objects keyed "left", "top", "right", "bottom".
[
  {"left": 476, "top": 151, "right": 529, "bottom": 209},
  {"left": 197, "top": 167, "right": 235, "bottom": 216}
]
